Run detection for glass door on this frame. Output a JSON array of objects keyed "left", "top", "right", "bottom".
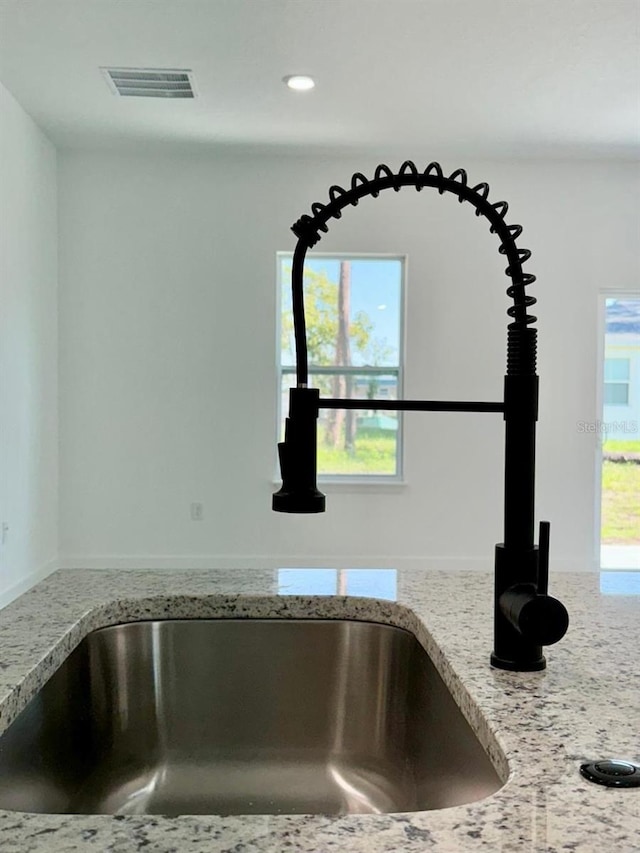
[{"left": 598, "top": 295, "right": 640, "bottom": 574}]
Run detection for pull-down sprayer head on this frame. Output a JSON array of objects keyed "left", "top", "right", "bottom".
[{"left": 272, "top": 387, "right": 326, "bottom": 513}]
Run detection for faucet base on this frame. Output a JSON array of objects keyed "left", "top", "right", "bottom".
[{"left": 490, "top": 652, "right": 546, "bottom": 672}]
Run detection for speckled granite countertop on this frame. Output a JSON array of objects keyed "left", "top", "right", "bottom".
[{"left": 0, "top": 568, "right": 638, "bottom": 852}]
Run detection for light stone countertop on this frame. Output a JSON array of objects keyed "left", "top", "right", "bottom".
[{"left": 0, "top": 567, "right": 638, "bottom": 852}]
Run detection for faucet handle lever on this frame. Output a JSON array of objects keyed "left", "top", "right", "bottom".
[{"left": 538, "top": 520, "right": 550, "bottom": 595}]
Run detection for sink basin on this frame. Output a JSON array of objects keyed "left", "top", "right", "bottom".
[{"left": 0, "top": 619, "right": 503, "bottom": 815}]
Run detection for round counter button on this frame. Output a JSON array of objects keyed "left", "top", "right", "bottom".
[
  {"left": 594, "top": 760, "right": 637, "bottom": 777},
  {"left": 580, "top": 759, "right": 640, "bottom": 787}
]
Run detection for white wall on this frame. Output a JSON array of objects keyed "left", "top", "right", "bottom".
[
  {"left": 57, "top": 151, "right": 639, "bottom": 572},
  {"left": 0, "top": 81, "right": 58, "bottom": 606}
]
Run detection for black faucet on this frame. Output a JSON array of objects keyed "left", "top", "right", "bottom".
[{"left": 272, "top": 161, "right": 569, "bottom": 672}]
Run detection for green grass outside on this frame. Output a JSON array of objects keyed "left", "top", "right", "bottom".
[
  {"left": 602, "top": 439, "right": 640, "bottom": 454},
  {"left": 601, "top": 460, "right": 640, "bottom": 544},
  {"left": 318, "top": 428, "right": 396, "bottom": 475}
]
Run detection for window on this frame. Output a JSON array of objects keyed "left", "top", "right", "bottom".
[
  {"left": 278, "top": 254, "right": 405, "bottom": 479},
  {"left": 604, "top": 357, "right": 631, "bottom": 406}
]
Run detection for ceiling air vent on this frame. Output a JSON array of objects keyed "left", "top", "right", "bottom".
[{"left": 101, "top": 67, "right": 196, "bottom": 98}]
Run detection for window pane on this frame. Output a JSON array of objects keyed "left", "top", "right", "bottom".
[
  {"left": 280, "top": 256, "right": 402, "bottom": 369},
  {"left": 278, "top": 254, "right": 404, "bottom": 480},
  {"left": 604, "top": 358, "right": 630, "bottom": 381},
  {"left": 604, "top": 383, "right": 629, "bottom": 406},
  {"left": 280, "top": 372, "right": 400, "bottom": 476}
]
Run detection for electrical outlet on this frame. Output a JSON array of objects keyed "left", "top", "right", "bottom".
[{"left": 190, "top": 503, "right": 204, "bottom": 521}]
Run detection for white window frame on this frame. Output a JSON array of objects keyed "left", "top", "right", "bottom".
[{"left": 276, "top": 252, "right": 407, "bottom": 485}]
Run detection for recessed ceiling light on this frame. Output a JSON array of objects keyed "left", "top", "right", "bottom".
[{"left": 283, "top": 75, "right": 315, "bottom": 91}]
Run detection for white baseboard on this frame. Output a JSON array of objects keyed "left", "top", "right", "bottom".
[
  {"left": 0, "top": 558, "right": 59, "bottom": 610},
  {"left": 57, "top": 554, "right": 595, "bottom": 572}
]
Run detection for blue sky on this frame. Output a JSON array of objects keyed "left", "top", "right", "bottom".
[
  {"left": 605, "top": 297, "right": 640, "bottom": 334},
  {"left": 280, "top": 255, "right": 403, "bottom": 366}
]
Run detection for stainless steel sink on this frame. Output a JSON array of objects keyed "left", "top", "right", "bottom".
[{"left": 0, "top": 619, "right": 503, "bottom": 815}]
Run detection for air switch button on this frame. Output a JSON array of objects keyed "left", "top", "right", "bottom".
[
  {"left": 595, "top": 760, "right": 636, "bottom": 776},
  {"left": 580, "top": 759, "right": 640, "bottom": 787}
]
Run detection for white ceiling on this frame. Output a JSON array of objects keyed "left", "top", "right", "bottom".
[{"left": 0, "top": 0, "right": 638, "bottom": 158}]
